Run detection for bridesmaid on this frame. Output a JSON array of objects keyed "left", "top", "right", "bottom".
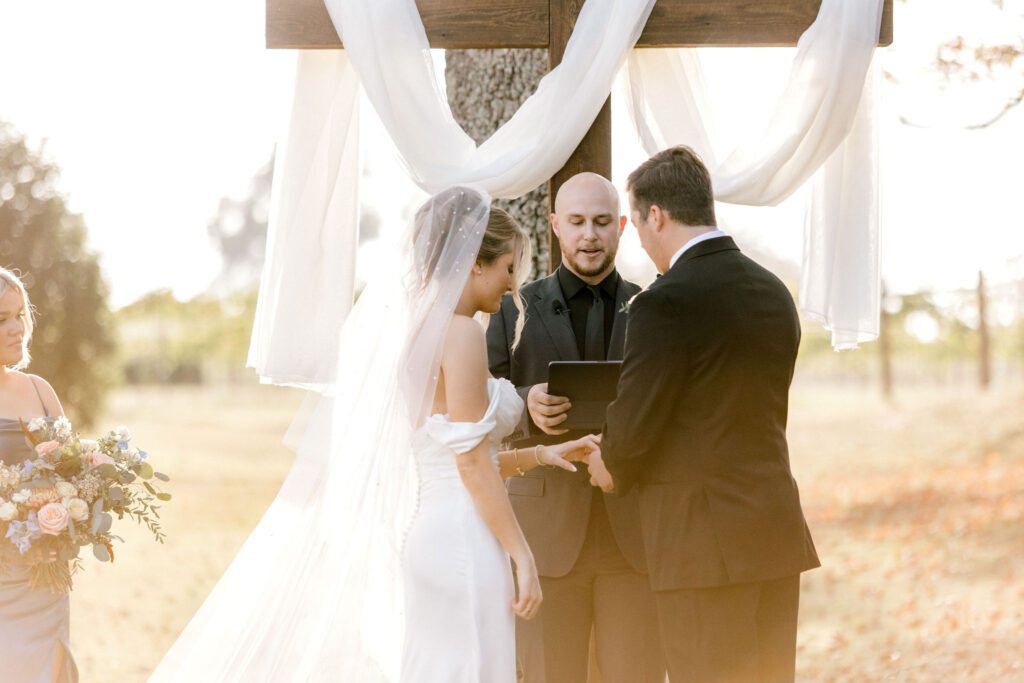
[{"left": 0, "top": 266, "right": 78, "bottom": 682}]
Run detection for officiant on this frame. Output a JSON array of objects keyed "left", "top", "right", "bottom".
[{"left": 487, "top": 172, "right": 664, "bottom": 683}]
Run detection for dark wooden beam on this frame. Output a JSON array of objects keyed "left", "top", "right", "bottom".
[
  {"left": 546, "top": 0, "right": 612, "bottom": 273},
  {"left": 267, "top": 0, "right": 893, "bottom": 49},
  {"left": 266, "top": 0, "right": 548, "bottom": 49}
]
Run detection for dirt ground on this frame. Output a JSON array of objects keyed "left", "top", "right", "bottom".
[{"left": 66, "top": 379, "right": 1024, "bottom": 681}]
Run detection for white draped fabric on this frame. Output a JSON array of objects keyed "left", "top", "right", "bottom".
[
  {"left": 249, "top": 0, "right": 885, "bottom": 380},
  {"left": 621, "top": 0, "right": 884, "bottom": 348}
]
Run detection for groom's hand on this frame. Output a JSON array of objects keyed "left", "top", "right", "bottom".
[
  {"left": 527, "top": 383, "right": 571, "bottom": 435},
  {"left": 586, "top": 450, "right": 615, "bottom": 494}
]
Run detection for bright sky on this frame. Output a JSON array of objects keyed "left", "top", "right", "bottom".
[{"left": 1, "top": 0, "right": 1022, "bottom": 308}]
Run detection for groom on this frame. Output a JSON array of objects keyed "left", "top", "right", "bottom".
[
  {"left": 487, "top": 172, "right": 664, "bottom": 683},
  {"left": 591, "top": 146, "right": 820, "bottom": 682}
]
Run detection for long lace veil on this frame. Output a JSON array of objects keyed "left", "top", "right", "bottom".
[{"left": 150, "top": 187, "right": 492, "bottom": 682}]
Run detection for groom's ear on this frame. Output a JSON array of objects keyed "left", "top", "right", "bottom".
[{"left": 649, "top": 205, "right": 666, "bottom": 232}]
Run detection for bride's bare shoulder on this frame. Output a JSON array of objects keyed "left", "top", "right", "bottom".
[
  {"left": 442, "top": 315, "right": 487, "bottom": 375},
  {"left": 445, "top": 315, "right": 486, "bottom": 350}
]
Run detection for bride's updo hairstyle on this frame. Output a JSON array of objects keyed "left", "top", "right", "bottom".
[
  {"left": 413, "top": 187, "right": 531, "bottom": 350},
  {"left": 0, "top": 266, "right": 34, "bottom": 370}
]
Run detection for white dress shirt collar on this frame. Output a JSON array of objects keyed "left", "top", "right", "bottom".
[{"left": 668, "top": 230, "right": 727, "bottom": 270}]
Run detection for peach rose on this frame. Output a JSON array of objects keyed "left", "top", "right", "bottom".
[
  {"left": 36, "top": 502, "right": 70, "bottom": 535},
  {"left": 26, "top": 487, "right": 62, "bottom": 509},
  {"left": 35, "top": 441, "right": 61, "bottom": 461},
  {"left": 84, "top": 451, "right": 116, "bottom": 468}
]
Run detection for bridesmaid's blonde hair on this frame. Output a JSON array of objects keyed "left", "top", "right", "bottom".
[{"left": 0, "top": 267, "right": 33, "bottom": 370}]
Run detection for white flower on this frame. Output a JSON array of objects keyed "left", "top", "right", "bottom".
[
  {"left": 0, "top": 501, "right": 16, "bottom": 521},
  {"left": 115, "top": 425, "right": 131, "bottom": 442},
  {"left": 79, "top": 439, "right": 99, "bottom": 454},
  {"left": 11, "top": 489, "right": 30, "bottom": 504},
  {"left": 55, "top": 481, "right": 77, "bottom": 498},
  {"left": 63, "top": 497, "right": 89, "bottom": 522},
  {"left": 54, "top": 416, "right": 72, "bottom": 438},
  {"left": 27, "top": 417, "right": 46, "bottom": 432}
]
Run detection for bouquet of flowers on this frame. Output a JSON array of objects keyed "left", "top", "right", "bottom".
[{"left": 0, "top": 416, "right": 171, "bottom": 593}]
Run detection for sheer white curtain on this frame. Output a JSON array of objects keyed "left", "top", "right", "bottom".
[
  {"left": 621, "top": 0, "right": 885, "bottom": 348},
  {"left": 249, "top": 0, "right": 888, "bottom": 379},
  {"left": 250, "top": 0, "right": 657, "bottom": 384}
]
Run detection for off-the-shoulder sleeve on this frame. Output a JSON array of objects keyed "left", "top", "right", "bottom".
[{"left": 423, "top": 379, "right": 503, "bottom": 454}]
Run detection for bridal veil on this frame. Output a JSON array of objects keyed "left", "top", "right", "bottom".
[{"left": 151, "top": 188, "right": 492, "bottom": 682}]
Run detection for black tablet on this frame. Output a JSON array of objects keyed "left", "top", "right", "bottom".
[{"left": 547, "top": 360, "right": 622, "bottom": 431}]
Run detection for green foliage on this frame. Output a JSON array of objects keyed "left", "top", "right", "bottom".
[
  {"left": 114, "top": 288, "right": 258, "bottom": 384},
  {"left": 0, "top": 121, "right": 116, "bottom": 427}
]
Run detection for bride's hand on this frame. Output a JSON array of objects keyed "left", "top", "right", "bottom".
[
  {"left": 538, "top": 434, "right": 601, "bottom": 471},
  {"left": 512, "top": 554, "right": 543, "bottom": 620}
]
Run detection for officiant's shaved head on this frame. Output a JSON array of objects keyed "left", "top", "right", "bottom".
[
  {"left": 553, "top": 172, "right": 620, "bottom": 216},
  {"left": 551, "top": 172, "right": 626, "bottom": 283}
]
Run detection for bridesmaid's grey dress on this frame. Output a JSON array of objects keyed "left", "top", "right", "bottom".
[{"left": 0, "top": 381, "right": 78, "bottom": 682}]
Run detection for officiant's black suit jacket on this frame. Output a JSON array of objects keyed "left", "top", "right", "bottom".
[
  {"left": 487, "top": 270, "right": 646, "bottom": 577},
  {"left": 602, "top": 236, "right": 820, "bottom": 591}
]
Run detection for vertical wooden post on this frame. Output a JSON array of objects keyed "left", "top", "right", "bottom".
[
  {"left": 546, "top": 0, "right": 613, "bottom": 274},
  {"left": 978, "top": 270, "right": 991, "bottom": 390},
  {"left": 880, "top": 282, "right": 893, "bottom": 399}
]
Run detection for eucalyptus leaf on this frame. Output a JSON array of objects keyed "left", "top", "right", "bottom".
[
  {"left": 95, "top": 513, "right": 113, "bottom": 534},
  {"left": 138, "top": 462, "right": 154, "bottom": 479},
  {"left": 26, "top": 477, "right": 54, "bottom": 489},
  {"left": 91, "top": 498, "right": 105, "bottom": 518},
  {"left": 67, "top": 519, "right": 76, "bottom": 543},
  {"left": 92, "top": 544, "right": 110, "bottom": 562},
  {"left": 95, "top": 464, "right": 118, "bottom": 479},
  {"left": 156, "top": 493, "right": 172, "bottom": 501},
  {"left": 143, "top": 482, "right": 156, "bottom": 495},
  {"left": 153, "top": 472, "right": 170, "bottom": 482},
  {"left": 119, "top": 472, "right": 136, "bottom": 484},
  {"left": 108, "top": 487, "right": 124, "bottom": 502}
]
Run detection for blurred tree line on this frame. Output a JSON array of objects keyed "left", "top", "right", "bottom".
[{"left": 0, "top": 121, "right": 115, "bottom": 427}]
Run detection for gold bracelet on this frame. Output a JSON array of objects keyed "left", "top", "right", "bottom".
[{"left": 513, "top": 448, "right": 524, "bottom": 475}]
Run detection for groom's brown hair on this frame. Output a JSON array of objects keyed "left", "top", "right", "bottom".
[{"left": 626, "top": 145, "right": 716, "bottom": 228}]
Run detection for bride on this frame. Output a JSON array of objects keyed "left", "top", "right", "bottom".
[{"left": 151, "top": 187, "right": 595, "bottom": 682}]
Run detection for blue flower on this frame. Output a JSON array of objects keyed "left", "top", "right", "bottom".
[
  {"left": 138, "top": 450, "right": 148, "bottom": 461},
  {"left": 20, "top": 460, "right": 35, "bottom": 477},
  {"left": 117, "top": 439, "right": 129, "bottom": 451},
  {"left": 5, "top": 519, "right": 37, "bottom": 554}
]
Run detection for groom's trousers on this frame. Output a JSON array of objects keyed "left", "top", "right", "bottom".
[
  {"left": 516, "top": 494, "right": 664, "bottom": 683},
  {"left": 654, "top": 574, "right": 800, "bottom": 683}
]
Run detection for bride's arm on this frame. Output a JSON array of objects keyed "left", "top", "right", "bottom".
[
  {"left": 443, "top": 316, "right": 541, "bottom": 619},
  {"left": 496, "top": 438, "right": 596, "bottom": 479}
]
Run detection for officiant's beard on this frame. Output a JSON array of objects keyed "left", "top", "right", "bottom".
[{"left": 563, "top": 246, "right": 617, "bottom": 279}]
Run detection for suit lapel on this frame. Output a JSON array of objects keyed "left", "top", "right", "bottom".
[
  {"left": 609, "top": 273, "right": 634, "bottom": 358},
  {"left": 534, "top": 274, "right": 579, "bottom": 361}
]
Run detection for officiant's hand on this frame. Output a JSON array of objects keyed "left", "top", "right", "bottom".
[
  {"left": 527, "top": 383, "right": 571, "bottom": 435},
  {"left": 586, "top": 448, "right": 615, "bottom": 494}
]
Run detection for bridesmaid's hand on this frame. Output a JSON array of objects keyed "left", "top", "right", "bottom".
[{"left": 512, "top": 555, "right": 543, "bottom": 620}]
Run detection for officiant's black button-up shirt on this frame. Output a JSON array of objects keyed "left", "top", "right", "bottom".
[{"left": 557, "top": 265, "right": 618, "bottom": 361}]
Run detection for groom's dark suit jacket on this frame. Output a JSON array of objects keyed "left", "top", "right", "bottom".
[
  {"left": 487, "top": 269, "right": 646, "bottom": 577},
  {"left": 602, "top": 236, "right": 820, "bottom": 591}
]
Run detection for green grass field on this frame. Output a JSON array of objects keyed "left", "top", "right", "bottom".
[{"left": 67, "top": 380, "right": 1024, "bottom": 681}]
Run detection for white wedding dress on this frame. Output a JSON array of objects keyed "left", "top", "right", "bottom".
[{"left": 401, "top": 377, "right": 524, "bottom": 683}]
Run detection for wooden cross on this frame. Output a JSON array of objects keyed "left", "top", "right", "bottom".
[{"left": 267, "top": 0, "right": 893, "bottom": 273}]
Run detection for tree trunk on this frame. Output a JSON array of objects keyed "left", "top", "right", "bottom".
[
  {"left": 978, "top": 270, "right": 991, "bottom": 390},
  {"left": 445, "top": 49, "right": 550, "bottom": 281}
]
